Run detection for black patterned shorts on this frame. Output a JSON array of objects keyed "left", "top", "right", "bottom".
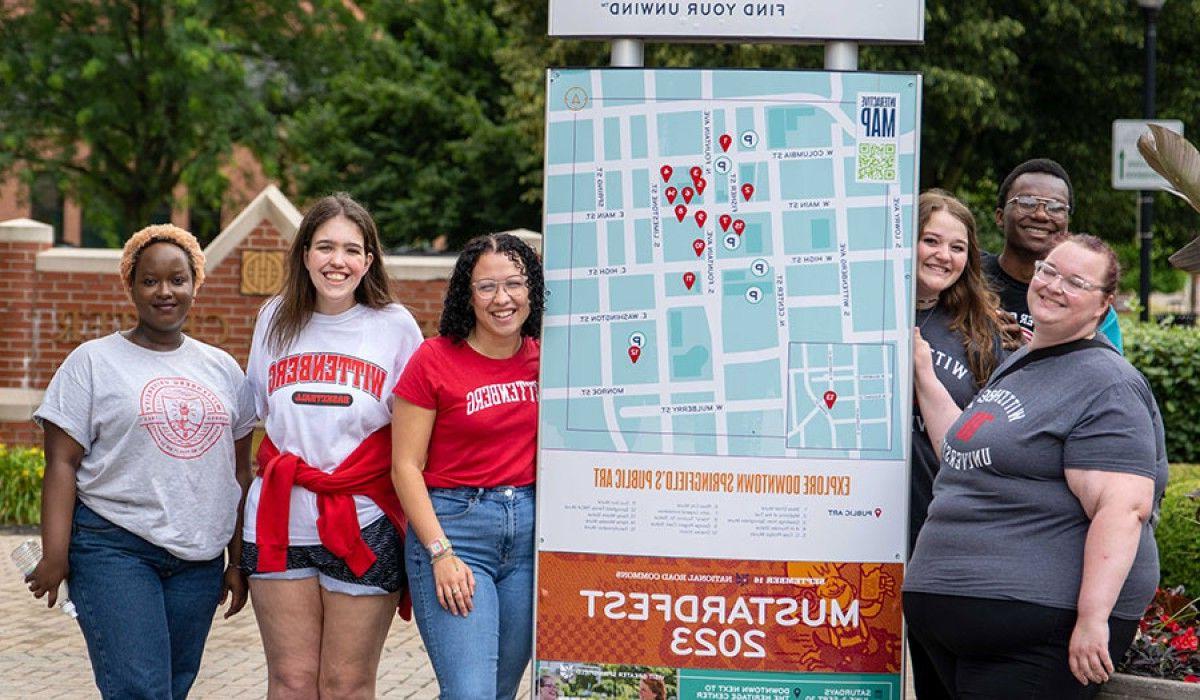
[{"left": 241, "top": 515, "right": 405, "bottom": 595}]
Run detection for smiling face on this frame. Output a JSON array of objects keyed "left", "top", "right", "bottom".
[
  {"left": 995, "top": 172, "right": 1071, "bottom": 259},
  {"left": 1028, "top": 241, "right": 1112, "bottom": 340},
  {"left": 468, "top": 251, "right": 531, "bottom": 346},
  {"left": 917, "top": 209, "right": 969, "bottom": 299},
  {"left": 130, "top": 241, "right": 194, "bottom": 336},
  {"left": 304, "top": 215, "right": 374, "bottom": 315}
]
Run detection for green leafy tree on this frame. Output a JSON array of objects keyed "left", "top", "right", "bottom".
[
  {"left": 284, "top": 0, "right": 540, "bottom": 248},
  {"left": 0, "top": 0, "right": 368, "bottom": 245},
  {"left": 0, "top": 1, "right": 262, "bottom": 242}
]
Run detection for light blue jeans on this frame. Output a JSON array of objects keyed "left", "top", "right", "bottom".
[
  {"left": 68, "top": 502, "right": 223, "bottom": 699},
  {"left": 406, "top": 486, "right": 535, "bottom": 699}
]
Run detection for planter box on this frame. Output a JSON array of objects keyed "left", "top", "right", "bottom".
[{"left": 1098, "top": 672, "right": 1200, "bottom": 699}]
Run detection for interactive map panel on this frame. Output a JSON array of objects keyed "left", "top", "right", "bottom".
[{"left": 535, "top": 69, "right": 920, "bottom": 699}]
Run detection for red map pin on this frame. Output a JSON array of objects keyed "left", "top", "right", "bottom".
[
  {"left": 683, "top": 271, "right": 696, "bottom": 290},
  {"left": 732, "top": 219, "right": 745, "bottom": 235},
  {"left": 665, "top": 186, "right": 678, "bottom": 204},
  {"left": 681, "top": 187, "right": 694, "bottom": 204},
  {"left": 823, "top": 390, "right": 838, "bottom": 409},
  {"left": 695, "top": 177, "right": 707, "bottom": 195},
  {"left": 874, "top": 508, "right": 882, "bottom": 518},
  {"left": 628, "top": 346, "right": 641, "bottom": 364},
  {"left": 719, "top": 134, "right": 732, "bottom": 151},
  {"left": 694, "top": 210, "right": 707, "bottom": 228},
  {"left": 692, "top": 239, "right": 706, "bottom": 257},
  {"left": 674, "top": 204, "right": 687, "bottom": 223},
  {"left": 689, "top": 166, "right": 703, "bottom": 182},
  {"left": 719, "top": 214, "right": 732, "bottom": 232},
  {"left": 660, "top": 165, "right": 673, "bottom": 182},
  {"left": 741, "top": 183, "right": 755, "bottom": 201}
]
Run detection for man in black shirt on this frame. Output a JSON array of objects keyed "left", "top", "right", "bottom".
[{"left": 983, "top": 158, "right": 1123, "bottom": 349}]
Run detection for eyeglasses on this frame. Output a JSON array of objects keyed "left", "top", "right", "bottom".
[
  {"left": 471, "top": 275, "right": 528, "bottom": 300},
  {"left": 1033, "top": 260, "right": 1099, "bottom": 297},
  {"left": 1006, "top": 195, "right": 1070, "bottom": 218}
]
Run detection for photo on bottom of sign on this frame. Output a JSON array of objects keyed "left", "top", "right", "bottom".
[{"left": 536, "top": 662, "right": 676, "bottom": 699}]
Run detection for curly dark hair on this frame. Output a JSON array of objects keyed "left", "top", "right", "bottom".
[{"left": 439, "top": 233, "right": 544, "bottom": 342}]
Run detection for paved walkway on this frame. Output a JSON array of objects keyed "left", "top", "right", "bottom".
[
  {"left": 0, "top": 531, "right": 456, "bottom": 698},
  {"left": 2, "top": 531, "right": 915, "bottom": 698}
]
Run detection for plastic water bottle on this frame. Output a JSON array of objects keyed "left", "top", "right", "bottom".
[{"left": 10, "top": 538, "right": 78, "bottom": 618}]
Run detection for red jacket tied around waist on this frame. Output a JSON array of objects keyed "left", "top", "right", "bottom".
[{"left": 254, "top": 426, "right": 406, "bottom": 577}]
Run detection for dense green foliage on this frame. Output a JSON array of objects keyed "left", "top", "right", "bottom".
[
  {"left": 1155, "top": 465, "right": 1200, "bottom": 594},
  {"left": 0, "top": 445, "right": 44, "bottom": 525},
  {"left": 2, "top": 0, "right": 1199, "bottom": 264},
  {"left": 1125, "top": 321, "right": 1200, "bottom": 463}
]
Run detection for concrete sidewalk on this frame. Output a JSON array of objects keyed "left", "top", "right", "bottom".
[
  {"left": 2, "top": 531, "right": 916, "bottom": 699},
  {"left": 0, "top": 531, "right": 446, "bottom": 698}
]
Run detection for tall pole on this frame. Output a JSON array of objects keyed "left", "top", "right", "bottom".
[
  {"left": 611, "top": 39, "right": 644, "bottom": 68},
  {"left": 824, "top": 42, "right": 859, "bottom": 71},
  {"left": 1139, "top": 5, "right": 1159, "bottom": 321}
]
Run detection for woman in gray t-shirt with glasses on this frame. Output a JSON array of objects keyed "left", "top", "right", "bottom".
[{"left": 905, "top": 234, "right": 1168, "bottom": 699}]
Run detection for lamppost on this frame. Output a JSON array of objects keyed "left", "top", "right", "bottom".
[{"left": 1137, "top": 0, "right": 1165, "bottom": 321}]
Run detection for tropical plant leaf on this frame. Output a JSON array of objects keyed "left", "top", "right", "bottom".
[{"left": 1138, "top": 125, "right": 1200, "bottom": 216}]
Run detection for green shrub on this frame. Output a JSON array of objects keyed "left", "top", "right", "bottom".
[
  {"left": 1157, "top": 473, "right": 1200, "bottom": 594},
  {"left": 1124, "top": 321, "right": 1200, "bottom": 463},
  {"left": 0, "top": 444, "right": 44, "bottom": 525}
]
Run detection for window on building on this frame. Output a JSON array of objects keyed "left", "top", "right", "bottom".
[{"left": 30, "top": 173, "right": 64, "bottom": 244}]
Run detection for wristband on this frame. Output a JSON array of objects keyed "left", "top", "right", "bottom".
[{"left": 427, "top": 537, "right": 452, "bottom": 559}]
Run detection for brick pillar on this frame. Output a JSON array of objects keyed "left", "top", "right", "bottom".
[{"left": 0, "top": 219, "right": 53, "bottom": 389}]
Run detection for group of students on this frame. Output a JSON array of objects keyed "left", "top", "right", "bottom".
[
  {"left": 25, "top": 193, "right": 541, "bottom": 699},
  {"left": 22, "top": 157, "right": 1169, "bottom": 700},
  {"left": 904, "top": 158, "right": 1167, "bottom": 699}
]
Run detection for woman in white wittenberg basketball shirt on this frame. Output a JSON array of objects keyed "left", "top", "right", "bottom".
[
  {"left": 240, "top": 193, "right": 423, "bottom": 698},
  {"left": 28, "top": 225, "right": 257, "bottom": 698}
]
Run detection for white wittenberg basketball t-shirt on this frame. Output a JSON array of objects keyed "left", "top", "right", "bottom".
[
  {"left": 35, "top": 333, "right": 257, "bottom": 560},
  {"left": 241, "top": 298, "right": 423, "bottom": 545}
]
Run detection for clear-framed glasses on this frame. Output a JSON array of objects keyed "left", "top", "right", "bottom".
[
  {"left": 1033, "top": 260, "right": 1099, "bottom": 297},
  {"left": 1006, "top": 194, "right": 1070, "bottom": 218},
  {"left": 471, "top": 275, "right": 528, "bottom": 300}
]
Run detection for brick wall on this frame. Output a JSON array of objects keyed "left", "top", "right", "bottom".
[{"left": 0, "top": 188, "right": 464, "bottom": 446}]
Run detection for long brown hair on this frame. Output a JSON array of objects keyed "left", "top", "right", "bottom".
[
  {"left": 267, "top": 193, "right": 393, "bottom": 353},
  {"left": 919, "top": 189, "right": 1007, "bottom": 387}
]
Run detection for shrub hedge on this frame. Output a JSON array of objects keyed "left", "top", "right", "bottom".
[
  {"left": 1157, "top": 465, "right": 1200, "bottom": 594},
  {"left": 1124, "top": 321, "right": 1200, "bottom": 464},
  {"left": 0, "top": 444, "right": 44, "bottom": 525}
]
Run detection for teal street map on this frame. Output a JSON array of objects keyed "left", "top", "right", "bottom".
[{"left": 539, "top": 69, "right": 920, "bottom": 462}]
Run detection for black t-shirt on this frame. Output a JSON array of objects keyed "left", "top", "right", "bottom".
[{"left": 981, "top": 251, "right": 1034, "bottom": 338}]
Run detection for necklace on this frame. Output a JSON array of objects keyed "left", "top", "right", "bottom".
[{"left": 915, "top": 304, "right": 939, "bottom": 332}]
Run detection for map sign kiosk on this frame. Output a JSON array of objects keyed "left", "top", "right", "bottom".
[{"left": 535, "top": 6, "right": 923, "bottom": 699}]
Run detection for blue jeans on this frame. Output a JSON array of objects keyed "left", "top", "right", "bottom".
[
  {"left": 68, "top": 502, "right": 224, "bottom": 699},
  {"left": 406, "top": 486, "right": 535, "bottom": 699}
]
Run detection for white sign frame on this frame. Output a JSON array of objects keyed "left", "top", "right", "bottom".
[
  {"left": 1112, "top": 119, "right": 1185, "bottom": 191},
  {"left": 548, "top": 1, "right": 925, "bottom": 44}
]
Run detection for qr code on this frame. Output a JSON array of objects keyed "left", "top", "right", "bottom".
[{"left": 856, "top": 142, "right": 898, "bottom": 183}]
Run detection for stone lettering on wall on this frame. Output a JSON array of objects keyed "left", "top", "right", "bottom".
[{"left": 49, "top": 309, "right": 230, "bottom": 346}]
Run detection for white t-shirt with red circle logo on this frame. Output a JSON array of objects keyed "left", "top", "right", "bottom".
[
  {"left": 35, "top": 332, "right": 257, "bottom": 560},
  {"left": 241, "top": 298, "right": 424, "bottom": 545}
]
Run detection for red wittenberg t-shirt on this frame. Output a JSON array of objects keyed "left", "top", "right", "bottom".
[{"left": 393, "top": 336, "right": 539, "bottom": 488}]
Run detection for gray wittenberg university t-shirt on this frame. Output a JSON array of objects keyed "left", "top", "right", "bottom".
[
  {"left": 35, "top": 333, "right": 256, "bottom": 560},
  {"left": 905, "top": 340, "right": 1168, "bottom": 620},
  {"left": 909, "top": 306, "right": 1005, "bottom": 554}
]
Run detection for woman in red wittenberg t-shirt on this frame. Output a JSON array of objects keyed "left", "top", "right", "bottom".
[{"left": 391, "top": 233, "right": 543, "bottom": 699}]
